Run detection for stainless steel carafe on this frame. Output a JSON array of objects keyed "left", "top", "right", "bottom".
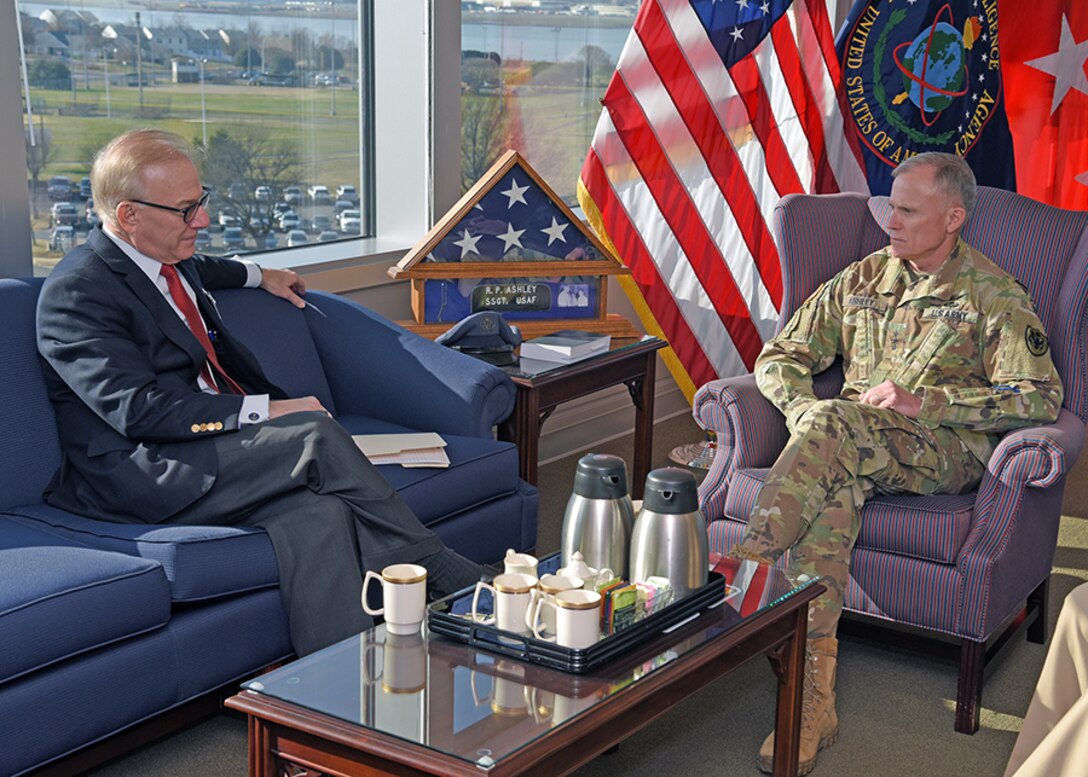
[
  {"left": 560, "top": 454, "right": 635, "bottom": 578},
  {"left": 629, "top": 468, "right": 708, "bottom": 598}
]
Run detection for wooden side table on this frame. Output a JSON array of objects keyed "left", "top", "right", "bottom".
[{"left": 498, "top": 337, "right": 667, "bottom": 498}]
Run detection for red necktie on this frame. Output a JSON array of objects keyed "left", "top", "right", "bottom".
[{"left": 160, "top": 264, "right": 245, "bottom": 394}]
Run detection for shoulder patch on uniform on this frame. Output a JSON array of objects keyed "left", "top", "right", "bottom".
[{"left": 1025, "top": 326, "right": 1049, "bottom": 357}]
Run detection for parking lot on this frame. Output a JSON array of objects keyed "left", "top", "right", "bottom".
[{"left": 32, "top": 182, "right": 360, "bottom": 267}]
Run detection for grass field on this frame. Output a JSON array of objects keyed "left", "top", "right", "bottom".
[{"left": 29, "top": 79, "right": 362, "bottom": 189}]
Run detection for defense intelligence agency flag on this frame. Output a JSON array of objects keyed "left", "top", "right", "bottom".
[{"left": 838, "top": 0, "right": 1016, "bottom": 196}]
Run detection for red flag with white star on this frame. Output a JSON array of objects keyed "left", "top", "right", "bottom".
[{"left": 1000, "top": 2, "right": 1088, "bottom": 209}]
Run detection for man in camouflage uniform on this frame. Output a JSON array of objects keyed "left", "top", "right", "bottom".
[{"left": 734, "top": 152, "right": 1064, "bottom": 775}]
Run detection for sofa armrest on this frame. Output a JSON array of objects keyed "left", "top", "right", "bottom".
[
  {"left": 303, "top": 292, "right": 516, "bottom": 438},
  {"left": 692, "top": 374, "right": 789, "bottom": 520}
]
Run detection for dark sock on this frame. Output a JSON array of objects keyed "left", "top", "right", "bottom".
[{"left": 423, "top": 549, "right": 485, "bottom": 598}]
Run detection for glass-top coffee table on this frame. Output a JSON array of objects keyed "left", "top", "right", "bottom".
[{"left": 226, "top": 560, "right": 822, "bottom": 777}]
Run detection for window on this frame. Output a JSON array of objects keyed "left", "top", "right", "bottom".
[
  {"left": 460, "top": 3, "right": 636, "bottom": 203},
  {"left": 16, "top": 0, "right": 370, "bottom": 274}
]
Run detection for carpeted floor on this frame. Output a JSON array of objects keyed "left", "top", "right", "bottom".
[{"left": 87, "top": 411, "right": 1088, "bottom": 777}]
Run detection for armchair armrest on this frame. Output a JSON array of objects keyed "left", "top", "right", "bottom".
[
  {"left": 956, "top": 409, "right": 1086, "bottom": 636},
  {"left": 983, "top": 410, "right": 1086, "bottom": 489},
  {"left": 303, "top": 292, "right": 515, "bottom": 438},
  {"left": 692, "top": 373, "right": 789, "bottom": 520}
]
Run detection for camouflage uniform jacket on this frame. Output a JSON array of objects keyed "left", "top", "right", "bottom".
[{"left": 755, "top": 238, "right": 1064, "bottom": 465}]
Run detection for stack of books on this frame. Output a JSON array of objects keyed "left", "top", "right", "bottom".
[{"left": 519, "top": 330, "right": 612, "bottom": 364}]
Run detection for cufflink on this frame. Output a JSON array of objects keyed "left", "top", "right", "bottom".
[{"left": 248, "top": 412, "right": 260, "bottom": 422}]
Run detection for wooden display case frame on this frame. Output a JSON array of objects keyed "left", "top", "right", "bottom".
[{"left": 388, "top": 149, "right": 638, "bottom": 339}]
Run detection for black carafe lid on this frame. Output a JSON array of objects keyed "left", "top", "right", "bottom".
[
  {"left": 642, "top": 468, "right": 699, "bottom": 514},
  {"left": 572, "top": 454, "right": 629, "bottom": 499}
]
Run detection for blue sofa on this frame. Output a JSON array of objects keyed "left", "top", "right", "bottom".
[{"left": 0, "top": 277, "right": 538, "bottom": 776}]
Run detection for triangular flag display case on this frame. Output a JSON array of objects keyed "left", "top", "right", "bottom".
[{"left": 389, "top": 150, "right": 639, "bottom": 339}]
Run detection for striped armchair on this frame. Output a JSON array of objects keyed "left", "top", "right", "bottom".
[{"left": 692, "top": 187, "right": 1088, "bottom": 733}]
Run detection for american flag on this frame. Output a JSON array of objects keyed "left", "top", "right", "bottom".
[
  {"left": 578, "top": 0, "right": 867, "bottom": 401},
  {"left": 421, "top": 157, "right": 610, "bottom": 324}
]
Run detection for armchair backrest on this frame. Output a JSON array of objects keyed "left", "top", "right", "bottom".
[{"left": 772, "top": 187, "right": 1088, "bottom": 421}]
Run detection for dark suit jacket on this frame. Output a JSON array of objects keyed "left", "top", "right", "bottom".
[{"left": 36, "top": 227, "right": 286, "bottom": 522}]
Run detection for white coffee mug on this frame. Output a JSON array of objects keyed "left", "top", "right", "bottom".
[
  {"left": 361, "top": 563, "right": 428, "bottom": 635},
  {"left": 524, "top": 573, "right": 584, "bottom": 636},
  {"left": 503, "top": 548, "right": 539, "bottom": 577},
  {"left": 472, "top": 572, "right": 538, "bottom": 635},
  {"left": 531, "top": 589, "right": 602, "bottom": 648}
]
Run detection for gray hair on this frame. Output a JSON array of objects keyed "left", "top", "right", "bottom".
[
  {"left": 90, "top": 129, "right": 199, "bottom": 230},
  {"left": 892, "top": 152, "right": 977, "bottom": 222}
]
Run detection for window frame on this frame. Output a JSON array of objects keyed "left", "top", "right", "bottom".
[{"left": 1, "top": 0, "right": 461, "bottom": 283}]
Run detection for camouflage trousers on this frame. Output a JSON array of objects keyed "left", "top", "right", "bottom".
[{"left": 732, "top": 399, "right": 985, "bottom": 640}]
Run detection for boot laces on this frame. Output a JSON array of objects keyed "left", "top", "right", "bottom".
[{"left": 801, "top": 652, "right": 824, "bottom": 727}]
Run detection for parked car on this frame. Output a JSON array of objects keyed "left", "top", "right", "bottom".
[
  {"left": 286, "top": 229, "right": 309, "bottom": 247},
  {"left": 218, "top": 211, "right": 240, "bottom": 227},
  {"left": 336, "top": 184, "right": 358, "bottom": 203},
  {"left": 277, "top": 211, "right": 300, "bottom": 232},
  {"left": 310, "top": 214, "right": 333, "bottom": 234},
  {"left": 340, "top": 216, "right": 361, "bottom": 235},
  {"left": 282, "top": 186, "right": 303, "bottom": 206},
  {"left": 333, "top": 198, "right": 355, "bottom": 215},
  {"left": 228, "top": 182, "right": 247, "bottom": 200},
  {"left": 254, "top": 185, "right": 272, "bottom": 202},
  {"left": 273, "top": 201, "right": 292, "bottom": 215},
  {"left": 317, "top": 230, "right": 340, "bottom": 242},
  {"left": 51, "top": 201, "right": 80, "bottom": 227},
  {"left": 308, "top": 185, "right": 330, "bottom": 204},
  {"left": 47, "top": 175, "right": 73, "bottom": 201},
  {"left": 263, "top": 232, "right": 279, "bottom": 249},
  {"left": 84, "top": 199, "right": 100, "bottom": 228},
  {"left": 49, "top": 225, "right": 75, "bottom": 251},
  {"left": 222, "top": 226, "right": 246, "bottom": 250},
  {"left": 79, "top": 176, "right": 93, "bottom": 199},
  {"left": 194, "top": 229, "right": 212, "bottom": 251},
  {"left": 338, "top": 209, "right": 361, "bottom": 230}
]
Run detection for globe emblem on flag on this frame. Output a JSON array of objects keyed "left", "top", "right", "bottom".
[{"left": 892, "top": 9, "right": 977, "bottom": 125}]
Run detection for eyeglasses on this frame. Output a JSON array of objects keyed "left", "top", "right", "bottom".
[{"left": 130, "top": 186, "right": 211, "bottom": 224}]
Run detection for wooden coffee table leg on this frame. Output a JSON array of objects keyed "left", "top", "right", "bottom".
[
  {"left": 768, "top": 603, "right": 808, "bottom": 777},
  {"left": 248, "top": 716, "right": 274, "bottom": 777}
]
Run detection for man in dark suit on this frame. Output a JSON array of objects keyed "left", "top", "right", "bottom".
[{"left": 36, "top": 129, "right": 485, "bottom": 655}]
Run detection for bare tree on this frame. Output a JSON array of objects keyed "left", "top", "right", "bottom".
[
  {"left": 25, "top": 118, "right": 56, "bottom": 220},
  {"left": 461, "top": 94, "right": 509, "bottom": 192},
  {"left": 198, "top": 125, "right": 302, "bottom": 241}
]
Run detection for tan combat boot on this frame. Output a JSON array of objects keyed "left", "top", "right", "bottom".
[{"left": 757, "top": 636, "right": 839, "bottom": 775}]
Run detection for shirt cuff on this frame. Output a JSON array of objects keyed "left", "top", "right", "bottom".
[
  {"left": 238, "top": 394, "right": 270, "bottom": 428},
  {"left": 915, "top": 386, "right": 946, "bottom": 429},
  {"left": 241, "top": 260, "right": 263, "bottom": 289}
]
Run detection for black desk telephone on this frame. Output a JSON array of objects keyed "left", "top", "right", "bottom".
[{"left": 435, "top": 311, "right": 523, "bottom": 366}]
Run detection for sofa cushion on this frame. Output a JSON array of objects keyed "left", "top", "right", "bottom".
[
  {"left": 0, "top": 517, "right": 170, "bottom": 685},
  {"left": 4, "top": 505, "right": 279, "bottom": 604},
  {"left": 723, "top": 467, "right": 976, "bottom": 564},
  {"left": 336, "top": 415, "right": 522, "bottom": 526},
  {"left": 214, "top": 287, "right": 337, "bottom": 414},
  {"left": 0, "top": 278, "right": 62, "bottom": 512}
]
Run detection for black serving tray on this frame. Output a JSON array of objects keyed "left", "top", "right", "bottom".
[{"left": 426, "top": 555, "right": 729, "bottom": 674}]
